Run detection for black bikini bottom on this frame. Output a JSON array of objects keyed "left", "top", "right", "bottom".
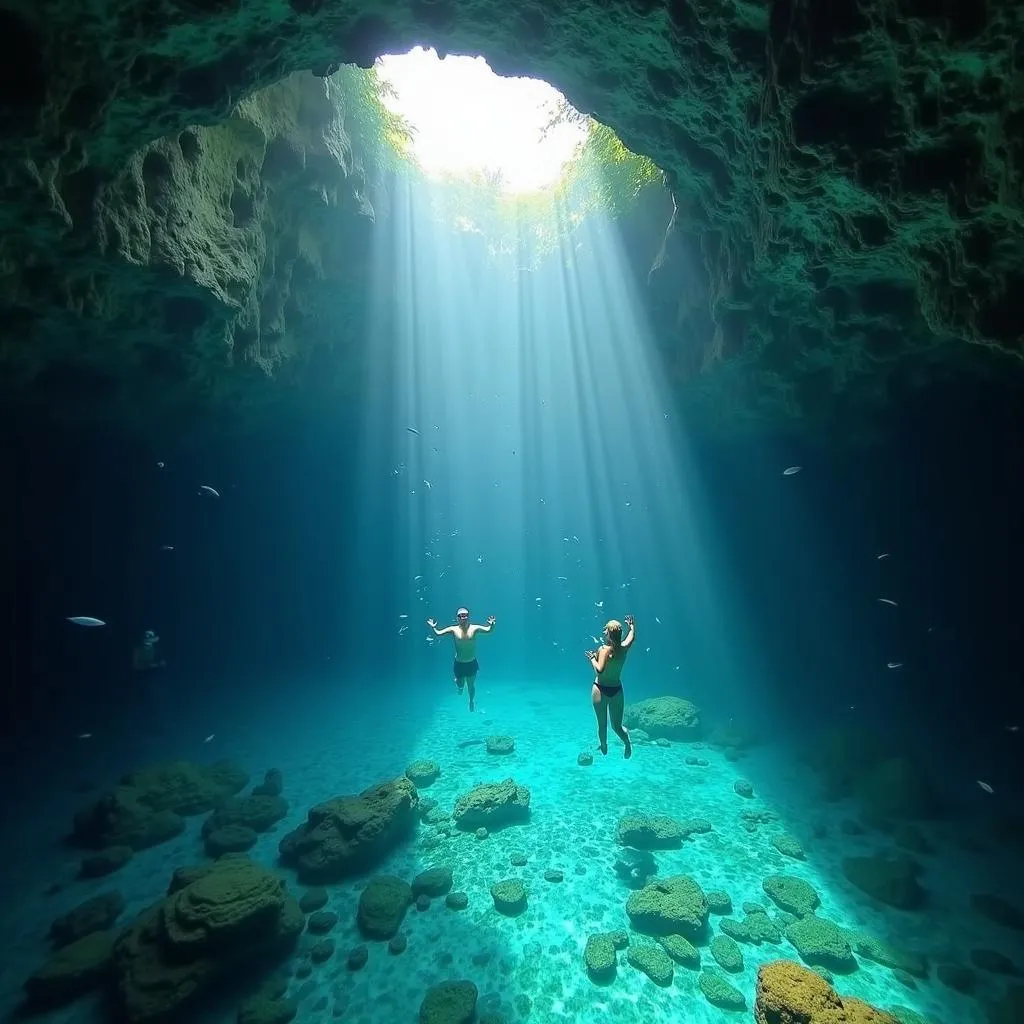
[{"left": 596, "top": 682, "right": 622, "bottom": 697}]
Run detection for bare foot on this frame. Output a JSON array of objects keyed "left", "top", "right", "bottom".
[
  {"left": 599, "top": 742, "right": 608, "bottom": 755},
  {"left": 623, "top": 730, "right": 632, "bottom": 759}
]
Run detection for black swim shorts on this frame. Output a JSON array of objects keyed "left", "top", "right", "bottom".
[{"left": 453, "top": 659, "right": 479, "bottom": 679}]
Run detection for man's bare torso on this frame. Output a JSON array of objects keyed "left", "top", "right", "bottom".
[{"left": 452, "top": 625, "right": 481, "bottom": 662}]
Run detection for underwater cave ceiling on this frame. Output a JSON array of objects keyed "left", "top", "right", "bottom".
[{"left": 0, "top": 0, "right": 1022, "bottom": 436}]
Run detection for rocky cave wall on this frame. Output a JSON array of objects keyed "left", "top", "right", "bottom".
[{"left": 1, "top": 0, "right": 1023, "bottom": 434}]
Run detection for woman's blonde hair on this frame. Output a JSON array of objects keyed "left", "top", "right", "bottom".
[{"left": 605, "top": 620, "right": 623, "bottom": 645}]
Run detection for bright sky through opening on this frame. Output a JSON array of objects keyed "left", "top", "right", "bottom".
[{"left": 377, "top": 47, "right": 587, "bottom": 193}]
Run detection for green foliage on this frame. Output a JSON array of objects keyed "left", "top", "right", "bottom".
[
  {"left": 328, "top": 64, "right": 662, "bottom": 263},
  {"left": 327, "top": 64, "right": 414, "bottom": 177}
]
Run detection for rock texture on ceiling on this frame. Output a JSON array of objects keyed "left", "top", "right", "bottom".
[{"left": 0, "top": 0, "right": 1022, "bottom": 432}]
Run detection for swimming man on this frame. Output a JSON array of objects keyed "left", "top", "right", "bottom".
[{"left": 427, "top": 608, "right": 496, "bottom": 712}]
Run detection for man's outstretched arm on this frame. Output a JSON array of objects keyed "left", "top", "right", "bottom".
[
  {"left": 427, "top": 618, "right": 455, "bottom": 636},
  {"left": 473, "top": 615, "right": 497, "bottom": 635}
]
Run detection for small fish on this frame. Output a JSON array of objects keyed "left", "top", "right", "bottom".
[
  {"left": 674, "top": 665, "right": 680, "bottom": 671},
  {"left": 156, "top": 461, "right": 165, "bottom": 469},
  {"left": 535, "top": 597, "right": 542, "bottom": 602},
  {"left": 556, "top": 576, "right": 567, "bottom": 581},
  {"left": 398, "top": 625, "right": 408, "bottom": 635},
  {"left": 398, "top": 614, "right": 408, "bottom": 620},
  {"left": 67, "top": 616, "right": 105, "bottom": 627},
  {"left": 655, "top": 616, "right": 661, "bottom": 624},
  {"left": 645, "top": 646, "right": 651, "bottom": 653},
  {"left": 877, "top": 598, "right": 898, "bottom": 607},
  {"left": 413, "top": 575, "right": 423, "bottom": 581},
  {"left": 572, "top": 535, "right": 579, "bottom": 543},
  {"left": 406, "top": 427, "right": 421, "bottom": 436},
  {"left": 977, "top": 780, "right": 994, "bottom": 794},
  {"left": 77, "top": 732, "right": 92, "bottom": 740},
  {"left": 204, "top": 734, "right": 215, "bottom": 743},
  {"left": 595, "top": 601, "right": 603, "bottom": 608},
  {"left": 477, "top": 555, "right": 483, "bottom": 563},
  {"left": 160, "top": 545, "right": 174, "bottom": 551},
  {"left": 887, "top": 662, "right": 903, "bottom": 669},
  {"left": 877, "top": 553, "right": 890, "bottom": 560},
  {"left": 1005, "top": 725, "right": 1019, "bottom": 733},
  {"left": 783, "top": 466, "right": 802, "bottom": 476},
  {"left": 198, "top": 485, "right": 220, "bottom": 498},
  {"left": 423, "top": 479, "right": 431, "bottom": 489}
]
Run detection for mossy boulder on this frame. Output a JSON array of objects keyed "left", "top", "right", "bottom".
[
  {"left": 706, "top": 890, "right": 733, "bottom": 914},
  {"left": 850, "top": 932, "right": 928, "bottom": 977},
  {"left": 278, "top": 778, "right": 419, "bottom": 882},
  {"left": 584, "top": 933, "right": 617, "bottom": 982},
  {"left": 658, "top": 933, "right": 701, "bottom": 969},
  {"left": 79, "top": 845, "right": 133, "bottom": 878},
  {"left": 771, "top": 834, "right": 805, "bottom": 859},
  {"left": 622, "top": 696, "right": 701, "bottom": 740},
  {"left": 616, "top": 814, "right": 685, "bottom": 849},
  {"left": 201, "top": 794, "right": 287, "bottom": 837},
  {"left": 412, "top": 866, "right": 453, "bottom": 898},
  {"left": 49, "top": 891, "right": 124, "bottom": 948},
  {"left": 405, "top": 760, "right": 440, "bottom": 787},
  {"left": 625, "top": 875, "right": 709, "bottom": 937},
  {"left": 418, "top": 980, "right": 477, "bottom": 1024},
  {"left": 755, "top": 960, "right": 897, "bottom": 1022},
  {"left": 452, "top": 779, "right": 530, "bottom": 831},
  {"left": 486, "top": 735, "right": 515, "bottom": 754},
  {"left": 490, "top": 879, "right": 527, "bottom": 916},
  {"left": 699, "top": 969, "right": 746, "bottom": 1010},
  {"left": 842, "top": 855, "right": 926, "bottom": 909},
  {"left": 204, "top": 824, "right": 258, "bottom": 857},
  {"left": 24, "top": 930, "right": 117, "bottom": 1008},
  {"left": 711, "top": 934, "right": 744, "bottom": 972},
  {"left": 762, "top": 875, "right": 821, "bottom": 917},
  {"left": 784, "top": 917, "right": 857, "bottom": 973},
  {"left": 111, "top": 858, "right": 302, "bottom": 1023},
  {"left": 627, "top": 943, "right": 674, "bottom": 986},
  {"left": 356, "top": 876, "right": 413, "bottom": 940}
]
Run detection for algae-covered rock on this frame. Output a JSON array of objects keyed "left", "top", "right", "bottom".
[
  {"left": 707, "top": 890, "right": 733, "bottom": 914},
  {"left": 699, "top": 969, "right": 746, "bottom": 1010},
  {"left": 278, "top": 778, "right": 419, "bottom": 882},
  {"left": 419, "top": 980, "right": 477, "bottom": 1024},
  {"left": 251, "top": 769, "right": 284, "bottom": 798},
  {"left": 121, "top": 761, "right": 249, "bottom": 815},
  {"left": 625, "top": 875, "right": 709, "bottom": 937},
  {"left": 622, "top": 697, "right": 701, "bottom": 740},
  {"left": 356, "top": 876, "right": 413, "bottom": 940},
  {"left": 24, "top": 930, "right": 117, "bottom": 1008},
  {"left": 452, "top": 779, "right": 530, "bottom": 831},
  {"left": 405, "top": 760, "right": 440, "bottom": 787},
  {"left": 237, "top": 995, "right": 296, "bottom": 1024},
  {"left": 627, "top": 943, "right": 674, "bottom": 986},
  {"left": 616, "top": 814, "right": 685, "bottom": 849},
  {"left": 71, "top": 786, "right": 185, "bottom": 851},
  {"left": 204, "top": 824, "right": 258, "bottom": 857},
  {"left": 771, "top": 834, "right": 805, "bottom": 860},
  {"left": 202, "top": 794, "right": 287, "bottom": 837},
  {"left": 658, "top": 933, "right": 701, "bottom": 969},
  {"left": 412, "top": 866, "right": 453, "bottom": 898},
  {"left": 754, "top": 959, "right": 897, "bottom": 1022},
  {"left": 842, "top": 855, "right": 926, "bottom": 909},
  {"left": 784, "top": 917, "right": 857, "bottom": 972},
  {"left": 711, "top": 933, "right": 744, "bottom": 972},
  {"left": 486, "top": 735, "right": 515, "bottom": 755},
  {"left": 490, "top": 879, "right": 527, "bottom": 916},
  {"left": 79, "top": 845, "right": 133, "bottom": 878},
  {"left": 112, "top": 858, "right": 302, "bottom": 1023},
  {"left": 850, "top": 932, "right": 928, "bottom": 977},
  {"left": 50, "top": 891, "right": 124, "bottom": 948},
  {"left": 584, "top": 933, "right": 617, "bottom": 982},
  {"left": 762, "top": 875, "right": 821, "bottom": 917},
  {"left": 734, "top": 779, "right": 754, "bottom": 798}
]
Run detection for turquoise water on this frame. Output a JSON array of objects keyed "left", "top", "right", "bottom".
[{"left": 4, "top": 675, "right": 1021, "bottom": 1023}]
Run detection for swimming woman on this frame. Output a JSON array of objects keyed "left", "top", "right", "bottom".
[{"left": 585, "top": 614, "right": 635, "bottom": 757}]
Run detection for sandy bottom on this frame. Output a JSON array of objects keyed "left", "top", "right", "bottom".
[{"left": 2, "top": 676, "right": 1021, "bottom": 1024}]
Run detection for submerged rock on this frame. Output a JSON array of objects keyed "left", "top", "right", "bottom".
[
  {"left": 622, "top": 697, "right": 701, "bottom": 740},
  {"left": 418, "top": 980, "right": 477, "bottom": 1024},
  {"left": 452, "top": 779, "right": 530, "bottom": 831},
  {"left": 24, "top": 930, "right": 117, "bottom": 1008},
  {"left": 356, "top": 876, "right": 413, "bottom": 940},
  {"left": 490, "top": 879, "right": 527, "bottom": 916},
  {"left": 842, "top": 855, "right": 927, "bottom": 910},
  {"left": 754, "top": 960, "right": 896, "bottom": 1022},
  {"left": 625, "top": 875, "right": 709, "bottom": 938},
  {"left": 278, "top": 778, "right": 419, "bottom": 882}
]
